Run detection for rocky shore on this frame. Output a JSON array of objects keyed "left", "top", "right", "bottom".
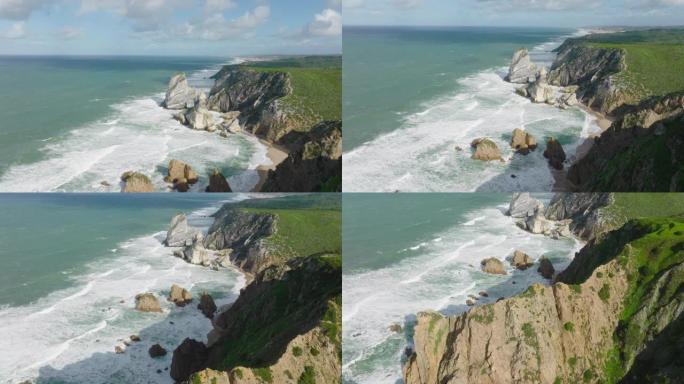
[{"left": 403, "top": 193, "right": 684, "bottom": 383}]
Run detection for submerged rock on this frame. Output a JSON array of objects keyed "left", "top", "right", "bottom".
[
  {"left": 120, "top": 171, "right": 154, "bottom": 193},
  {"left": 389, "top": 323, "right": 403, "bottom": 333},
  {"left": 135, "top": 293, "right": 161, "bottom": 313},
  {"left": 149, "top": 344, "right": 167, "bottom": 358},
  {"left": 511, "top": 250, "right": 534, "bottom": 270},
  {"left": 165, "top": 213, "right": 200, "bottom": 247},
  {"left": 198, "top": 293, "right": 217, "bottom": 319},
  {"left": 168, "top": 284, "right": 193, "bottom": 307},
  {"left": 480, "top": 258, "right": 507, "bottom": 275},
  {"left": 507, "top": 48, "right": 537, "bottom": 84},
  {"left": 170, "top": 338, "right": 208, "bottom": 382},
  {"left": 163, "top": 73, "right": 197, "bottom": 110},
  {"left": 471, "top": 138, "right": 503, "bottom": 161},
  {"left": 205, "top": 168, "right": 232, "bottom": 192},
  {"left": 543, "top": 137, "right": 567, "bottom": 170}
]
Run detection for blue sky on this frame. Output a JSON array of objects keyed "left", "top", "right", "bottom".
[
  {"left": 344, "top": 0, "right": 684, "bottom": 28},
  {"left": 0, "top": 0, "right": 341, "bottom": 55}
]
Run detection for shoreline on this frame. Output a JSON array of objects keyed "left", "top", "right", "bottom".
[{"left": 242, "top": 134, "right": 289, "bottom": 192}]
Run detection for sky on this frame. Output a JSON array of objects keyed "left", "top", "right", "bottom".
[
  {"left": 343, "top": 0, "right": 684, "bottom": 28},
  {"left": 0, "top": 0, "right": 342, "bottom": 55}
]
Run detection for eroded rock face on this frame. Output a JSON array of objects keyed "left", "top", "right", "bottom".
[
  {"left": 121, "top": 171, "right": 154, "bottom": 193},
  {"left": 168, "top": 284, "right": 193, "bottom": 307},
  {"left": 205, "top": 168, "right": 232, "bottom": 193},
  {"left": 198, "top": 293, "right": 217, "bottom": 319},
  {"left": 185, "top": 107, "right": 215, "bottom": 131},
  {"left": 543, "top": 137, "right": 567, "bottom": 170},
  {"left": 164, "top": 73, "right": 198, "bottom": 110},
  {"left": 507, "top": 48, "right": 537, "bottom": 84},
  {"left": 135, "top": 293, "right": 161, "bottom": 313},
  {"left": 545, "top": 193, "right": 615, "bottom": 240},
  {"left": 510, "top": 128, "right": 537, "bottom": 155},
  {"left": 508, "top": 192, "right": 542, "bottom": 218},
  {"left": 175, "top": 233, "right": 230, "bottom": 269},
  {"left": 511, "top": 250, "right": 534, "bottom": 270},
  {"left": 166, "top": 159, "right": 199, "bottom": 188},
  {"left": 480, "top": 258, "right": 507, "bottom": 275},
  {"left": 471, "top": 138, "right": 503, "bottom": 161},
  {"left": 170, "top": 338, "right": 208, "bottom": 382},
  {"left": 165, "top": 213, "right": 200, "bottom": 247}
]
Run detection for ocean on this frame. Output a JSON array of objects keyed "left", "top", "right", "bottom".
[
  {"left": 0, "top": 56, "right": 269, "bottom": 192},
  {"left": 0, "top": 193, "right": 248, "bottom": 383},
  {"left": 342, "top": 27, "right": 602, "bottom": 192},
  {"left": 341, "top": 193, "right": 582, "bottom": 383}
]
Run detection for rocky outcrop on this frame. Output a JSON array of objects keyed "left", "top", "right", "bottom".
[
  {"left": 205, "top": 168, "right": 232, "bottom": 192},
  {"left": 207, "top": 67, "right": 293, "bottom": 143},
  {"left": 164, "top": 73, "right": 197, "bottom": 110},
  {"left": 170, "top": 338, "right": 208, "bottom": 382},
  {"left": 471, "top": 138, "right": 503, "bottom": 161},
  {"left": 121, "top": 171, "right": 154, "bottom": 193},
  {"left": 185, "top": 106, "right": 216, "bottom": 131},
  {"left": 404, "top": 216, "right": 684, "bottom": 384},
  {"left": 567, "top": 93, "right": 684, "bottom": 191},
  {"left": 545, "top": 193, "right": 615, "bottom": 240},
  {"left": 168, "top": 284, "right": 193, "bottom": 307},
  {"left": 507, "top": 48, "right": 537, "bottom": 84},
  {"left": 543, "top": 137, "right": 566, "bottom": 170},
  {"left": 203, "top": 206, "right": 276, "bottom": 274},
  {"left": 174, "top": 233, "right": 230, "bottom": 270},
  {"left": 165, "top": 159, "right": 198, "bottom": 192},
  {"left": 165, "top": 213, "right": 200, "bottom": 247},
  {"left": 507, "top": 192, "right": 542, "bottom": 218},
  {"left": 135, "top": 293, "right": 161, "bottom": 313},
  {"left": 260, "top": 120, "right": 342, "bottom": 192},
  {"left": 510, "top": 128, "right": 537, "bottom": 155},
  {"left": 198, "top": 293, "right": 217, "bottom": 319},
  {"left": 537, "top": 257, "right": 555, "bottom": 279},
  {"left": 480, "top": 258, "right": 506, "bottom": 275},
  {"left": 511, "top": 250, "right": 534, "bottom": 270},
  {"left": 149, "top": 344, "right": 167, "bottom": 358},
  {"left": 516, "top": 202, "right": 572, "bottom": 239}
]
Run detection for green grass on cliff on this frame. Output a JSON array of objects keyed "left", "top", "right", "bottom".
[
  {"left": 582, "top": 29, "right": 684, "bottom": 101},
  {"left": 606, "top": 193, "right": 684, "bottom": 222},
  {"left": 243, "top": 56, "right": 341, "bottom": 129}
]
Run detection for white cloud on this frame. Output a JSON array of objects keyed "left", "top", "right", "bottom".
[
  {"left": 56, "top": 26, "right": 84, "bottom": 39},
  {"left": 308, "top": 8, "right": 341, "bottom": 36},
  {"left": 205, "top": 0, "right": 237, "bottom": 13},
  {"left": 0, "top": 0, "right": 54, "bottom": 20},
  {"left": 175, "top": 5, "right": 271, "bottom": 40},
  {"left": 0, "top": 21, "right": 27, "bottom": 38}
]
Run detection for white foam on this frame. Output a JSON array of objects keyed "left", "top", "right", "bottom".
[
  {"left": 343, "top": 31, "right": 601, "bottom": 192},
  {"left": 342, "top": 205, "right": 581, "bottom": 384}
]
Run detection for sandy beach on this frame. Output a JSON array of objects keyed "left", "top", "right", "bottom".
[{"left": 251, "top": 137, "right": 289, "bottom": 192}]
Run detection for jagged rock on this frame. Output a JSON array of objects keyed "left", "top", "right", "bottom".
[
  {"left": 170, "top": 338, "right": 208, "bottom": 382},
  {"left": 507, "top": 192, "right": 542, "bottom": 218},
  {"left": 545, "top": 193, "right": 615, "bottom": 240},
  {"left": 168, "top": 284, "right": 193, "bottom": 307},
  {"left": 115, "top": 346, "right": 125, "bottom": 354},
  {"left": 222, "top": 111, "right": 241, "bottom": 134},
  {"left": 510, "top": 250, "right": 534, "bottom": 270},
  {"left": 543, "top": 137, "right": 567, "bottom": 170},
  {"left": 165, "top": 159, "right": 199, "bottom": 188},
  {"left": 205, "top": 168, "right": 232, "bottom": 192},
  {"left": 149, "top": 344, "right": 167, "bottom": 358},
  {"left": 389, "top": 324, "right": 403, "bottom": 333},
  {"left": 120, "top": 171, "right": 154, "bottom": 193},
  {"left": 135, "top": 293, "right": 162, "bottom": 313},
  {"left": 198, "top": 293, "right": 217, "bottom": 319},
  {"left": 480, "top": 258, "right": 507, "bottom": 275},
  {"left": 479, "top": 291, "right": 489, "bottom": 297},
  {"left": 507, "top": 48, "right": 537, "bottom": 83},
  {"left": 178, "top": 233, "right": 230, "bottom": 269},
  {"left": 510, "top": 128, "right": 537, "bottom": 155},
  {"left": 527, "top": 78, "right": 555, "bottom": 104},
  {"left": 470, "top": 138, "right": 503, "bottom": 161},
  {"left": 130, "top": 335, "right": 140, "bottom": 342},
  {"left": 185, "top": 107, "right": 215, "bottom": 131},
  {"left": 165, "top": 213, "right": 200, "bottom": 247},
  {"left": 164, "top": 73, "right": 197, "bottom": 110},
  {"left": 466, "top": 299, "right": 475, "bottom": 306},
  {"left": 537, "top": 257, "right": 555, "bottom": 279}
]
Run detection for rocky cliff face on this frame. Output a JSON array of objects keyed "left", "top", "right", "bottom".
[
  {"left": 176, "top": 254, "right": 342, "bottom": 384},
  {"left": 260, "top": 120, "right": 342, "bottom": 192},
  {"left": 203, "top": 206, "right": 276, "bottom": 274},
  {"left": 404, "top": 213, "right": 684, "bottom": 384},
  {"left": 548, "top": 41, "right": 631, "bottom": 115},
  {"left": 545, "top": 193, "right": 616, "bottom": 239},
  {"left": 567, "top": 92, "right": 684, "bottom": 191},
  {"left": 207, "top": 67, "right": 294, "bottom": 143}
]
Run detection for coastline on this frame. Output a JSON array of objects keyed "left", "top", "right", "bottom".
[{"left": 241, "top": 133, "right": 289, "bottom": 192}]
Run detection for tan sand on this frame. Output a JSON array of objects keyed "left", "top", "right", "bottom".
[{"left": 250, "top": 138, "right": 289, "bottom": 192}]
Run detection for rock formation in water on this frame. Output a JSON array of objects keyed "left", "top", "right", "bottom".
[
  {"left": 135, "top": 293, "right": 162, "bottom": 313},
  {"left": 507, "top": 48, "right": 538, "bottom": 84},
  {"left": 198, "top": 293, "right": 217, "bottom": 319},
  {"left": 165, "top": 213, "right": 200, "bottom": 247},
  {"left": 543, "top": 137, "right": 566, "bottom": 170},
  {"left": 168, "top": 284, "right": 193, "bottom": 307},
  {"left": 511, "top": 250, "right": 534, "bottom": 270},
  {"left": 510, "top": 128, "right": 537, "bottom": 155},
  {"left": 471, "top": 138, "right": 503, "bottom": 161},
  {"left": 121, "top": 171, "right": 154, "bottom": 193},
  {"left": 165, "top": 159, "right": 199, "bottom": 192},
  {"left": 173, "top": 232, "right": 230, "bottom": 270},
  {"left": 404, "top": 193, "right": 684, "bottom": 384},
  {"left": 481, "top": 258, "right": 507, "bottom": 275},
  {"left": 164, "top": 73, "right": 198, "bottom": 110},
  {"left": 205, "top": 168, "right": 232, "bottom": 192},
  {"left": 507, "top": 192, "right": 542, "bottom": 218},
  {"left": 260, "top": 120, "right": 342, "bottom": 192}
]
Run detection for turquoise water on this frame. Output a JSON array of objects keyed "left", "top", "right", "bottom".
[
  {"left": 0, "top": 56, "right": 268, "bottom": 192},
  {"left": 0, "top": 193, "right": 248, "bottom": 383},
  {"left": 342, "top": 193, "right": 582, "bottom": 383},
  {"left": 342, "top": 27, "right": 602, "bottom": 192}
]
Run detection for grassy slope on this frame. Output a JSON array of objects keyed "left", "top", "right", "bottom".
[
  {"left": 582, "top": 29, "right": 684, "bottom": 102},
  {"left": 606, "top": 193, "right": 684, "bottom": 222},
  {"left": 243, "top": 56, "right": 341, "bottom": 130}
]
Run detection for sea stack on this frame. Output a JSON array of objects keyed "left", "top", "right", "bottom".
[
  {"left": 507, "top": 48, "right": 537, "bottom": 83},
  {"left": 163, "top": 73, "right": 197, "bottom": 110}
]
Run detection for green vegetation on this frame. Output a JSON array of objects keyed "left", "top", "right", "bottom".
[
  {"left": 568, "top": 357, "right": 578, "bottom": 368},
  {"left": 608, "top": 193, "right": 684, "bottom": 223},
  {"left": 253, "top": 367, "right": 273, "bottom": 383},
  {"left": 570, "top": 284, "right": 582, "bottom": 294},
  {"left": 292, "top": 346, "right": 303, "bottom": 357},
  {"left": 234, "top": 369, "right": 243, "bottom": 379},
  {"left": 581, "top": 29, "right": 684, "bottom": 101},
  {"left": 309, "top": 347, "right": 320, "bottom": 356},
  {"left": 472, "top": 306, "right": 495, "bottom": 324},
  {"left": 321, "top": 294, "right": 342, "bottom": 356},
  {"left": 243, "top": 56, "right": 341, "bottom": 127},
  {"left": 598, "top": 284, "right": 611, "bottom": 302},
  {"left": 564, "top": 322, "right": 575, "bottom": 332},
  {"left": 298, "top": 366, "right": 317, "bottom": 384},
  {"left": 520, "top": 285, "right": 537, "bottom": 298},
  {"left": 583, "top": 369, "right": 596, "bottom": 382}
]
